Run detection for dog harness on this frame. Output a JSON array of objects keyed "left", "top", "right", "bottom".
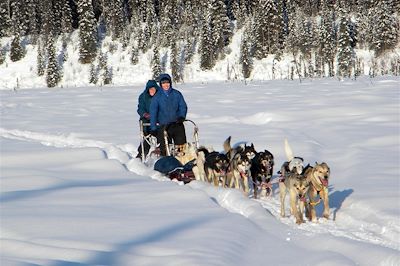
[{"left": 309, "top": 174, "right": 328, "bottom": 206}]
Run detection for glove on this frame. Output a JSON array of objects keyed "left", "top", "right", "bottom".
[
  {"left": 176, "top": 117, "right": 185, "bottom": 123},
  {"left": 143, "top": 112, "right": 150, "bottom": 119},
  {"left": 150, "top": 130, "right": 158, "bottom": 137}
]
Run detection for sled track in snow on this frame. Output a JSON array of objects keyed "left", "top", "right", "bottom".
[
  {"left": 1, "top": 128, "right": 398, "bottom": 252},
  {"left": 255, "top": 196, "right": 399, "bottom": 251}
]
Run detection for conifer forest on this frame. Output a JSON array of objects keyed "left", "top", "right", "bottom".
[{"left": 0, "top": 0, "right": 399, "bottom": 87}]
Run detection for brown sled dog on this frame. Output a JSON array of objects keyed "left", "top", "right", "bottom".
[
  {"left": 304, "top": 162, "right": 331, "bottom": 222},
  {"left": 279, "top": 171, "right": 310, "bottom": 224}
]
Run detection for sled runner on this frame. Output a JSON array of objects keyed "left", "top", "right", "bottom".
[{"left": 139, "top": 119, "right": 200, "bottom": 183}]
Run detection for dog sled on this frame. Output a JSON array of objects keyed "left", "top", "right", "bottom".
[{"left": 139, "top": 119, "right": 200, "bottom": 184}]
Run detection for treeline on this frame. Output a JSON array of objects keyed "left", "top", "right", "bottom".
[{"left": 0, "top": 0, "right": 399, "bottom": 87}]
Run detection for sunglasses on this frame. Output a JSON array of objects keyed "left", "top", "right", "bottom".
[{"left": 160, "top": 80, "right": 170, "bottom": 84}]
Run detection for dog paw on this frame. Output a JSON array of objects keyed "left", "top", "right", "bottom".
[
  {"left": 296, "top": 219, "right": 304, "bottom": 225},
  {"left": 323, "top": 214, "right": 330, "bottom": 219}
]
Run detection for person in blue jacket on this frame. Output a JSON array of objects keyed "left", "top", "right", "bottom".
[
  {"left": 149, "top": 73, "right": 187, "bottom": 156},
  {"left": 136, "top": 80, "right": 159, "bottom": 159}
]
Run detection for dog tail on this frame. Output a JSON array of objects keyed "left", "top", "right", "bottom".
[
  {"left": 223, "top": 136, "right": 232, "bottom": 154},
  {"left": 284, "top": 138, "right": 294, "bottom": 161},
  {"left": 197, "top": 146, "right": 210, "bottom": 158}
]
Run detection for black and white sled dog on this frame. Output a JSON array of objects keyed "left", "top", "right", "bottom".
[
  {"left": 223, "top": 136, "right": 256, "bottom": 162},
  {"left": 251, "top": 149, "right": 274, "bottom": 199},
  {"left": 278, "top": 138, "right": 308, "bottom": 224},
  {"left": 204, "top": 149, "right": 230, "bottom": 187},
  {"left": 279, "top": 139, "right": 304, "bottom": 178},
  {"left": 223, "top": 136, "right": 253, "bottom": 193}
]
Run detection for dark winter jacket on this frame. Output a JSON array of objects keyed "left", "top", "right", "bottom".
[
  {"left": 150, "top": 74, "right": 187, "bottom": 131},
  {"left": 137, "top": 80, "right": 159, "bottom": 126}
]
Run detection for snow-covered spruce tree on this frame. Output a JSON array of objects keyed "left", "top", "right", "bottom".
[
  {"left": 10, "top": 35, "right": 24, "bottom": 62},
  {"left": 199, "top": 22, "right": 213, "bottom": 70},
  {"left": 0, "top": 46, "right": 6, "bottom": 65},
  {"left": 284, "top": 9, "right": 305, "bottom": 74},
  {"left": 356, "top": 3, "right": 373, "bottom": 50},
  {"left": 39, "top": 0, "right": 54, "bottom": 37},
  {"left": 131, "top": 0, "right": 147, "bottom": 22},
  {"left": 46, "top": 37, "right": 61, "bottom": 87},
  {"left": 11, "top": 0, "right": 29, "bottom": 36},
  {"left": 231, "top": 0, "right": 257, "bottom": 18},
  {"left": 52, "top": 0, "right": 63, "bottom": 36},
  {"left": 370, "top": 0, "right": 399, "bottom": 56},
  {"left": 252, "top": 0, "right": 283, "bottom": 59},
  {"left": 209, "top": 0, "right": 232, "bottom": 60},
  {"left": 148, "top": 0, "right": 160, "bottom": 45},
  {"left": 25, "top": 0, "right": 38, "bottom": 38},
  {"left": 171, "top": 41, "right": 182, "bottom": 83},
  {"left": 102, "top": 0, "right": 125, "bottom": 40},
  {"left": 318, "top": 2, "right": 336, "bottom": 77},
  {"left": 10, "top": 0, "right": 22, "bottom": 35},
  {"left": 99, "top": 52, "right": 112, "bottom": 85},
  {"left": 130, "top": 44, "right": 139, "bottom": 65},
  {"left": 128, "top": 0, "right": 140, "bottom": 24},
  {"left": 89, "top": 63, "right": 99, "bottom": 84},
  {"left": 37, "top": 37, "right": 46, "bottom": 76},
  {"left": 159, "top": 0, "right": 174, "bottom": 47},
  {"left": 103, "top": 66, "right": 112, "bottom": 85},
  {"left": 336, "top": 12, "right": 354, "bottom": 78},
  {"left": 139, "top": 10, "right": 154, "bottom": 53},
  {"left": 231, "top": 0, "right": 248, "bottom": 29},
  {"left": 298, "top": 17, "right": 316, "bottom": 59},
  {"left": 61, "top": 37, "right": 68, "bottom": 62},
  {"left": 77, "top": 0, "right": 98, "bottom": 64},
  {"left": 61, "top": 0, "right": 74, "bottom": 33},
  {"left": 0, "top": 1, "right": 11, "bottom": 37},
  {"left": 180, "top": 2, "right": 198, "bottom": 65},
  {"left": 99, "top": 52, "right": 107, "bottom": 71},
  {"left": 184, "top": 36, "right": 196, "bottom": 64},
  {"left": 240, "top": 31, "right": 252, "bottom": 79},
  {"left": 151, "top": 45, "right": 161, "bottom": 80}
]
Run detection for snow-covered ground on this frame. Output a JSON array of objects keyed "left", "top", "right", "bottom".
[{"left": 1, "top": 77, "right": 399, "bottom": 265}]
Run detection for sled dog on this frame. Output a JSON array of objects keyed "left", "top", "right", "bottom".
[
  {"left": 203, "top": 151, "right": 230, "bottom": 186},
  {"left": 279, "top": 139, "right": 304, "bottom": 177},
  {"left": 174, "top": 143, "right": 198, "bottom": 165},
  {"left": 223, "top": 136, "right": 256, "bottom": 161},
  {"left": 191, "top": 148, "right": 207, "bottom": 182},
  {"left": 226, "top": 152, "right": 252, "bottom": 193},
  {"left": 279, "top": 171, "right": 310, "bottom": 224},
  {"left": 251, "top": 150, "right": 274, "bottom": 198},
  {"left": 223, "top": 136, "right": 253, "bottom": 193},
  {"left": 304, "top": 162, "right": 331, "bottom": 221},
  {"left": 172, "top": 143, "right": 209, "bottom": 183}
]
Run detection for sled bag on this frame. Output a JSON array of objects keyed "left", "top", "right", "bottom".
[{"left": 154, "top": 156, "right": 183, "bottom": 174}]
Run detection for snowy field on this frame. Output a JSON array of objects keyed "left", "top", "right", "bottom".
[{"left": 1, "top": 77, "right": 399, "bottom": 265}]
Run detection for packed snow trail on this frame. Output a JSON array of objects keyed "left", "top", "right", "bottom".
[{"left": 1, "top": 128, "right": 399, "bottom": 254}]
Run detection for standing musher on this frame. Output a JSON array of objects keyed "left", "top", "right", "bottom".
[
  {"left": 149, "top": 73, "right": 187, "bottom": 156},
  {"left": 136, "top": 79, "right": 159, "bottom": 160}
]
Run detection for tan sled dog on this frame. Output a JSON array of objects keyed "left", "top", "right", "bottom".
[
  {"left": 174, "top": 143, "right": 198, "bottom": 165},
  {"left": 279, "top": 172, "right": 310, "bottom": 224},
  {"left": 191, "top": 149, "right": 207, "bottom": 182},
  {"left": 304, "top": 162, "right": 331, "bottom": 221},
  {"left": 174, "top": 143, "right": 209, "bottom": 182}
]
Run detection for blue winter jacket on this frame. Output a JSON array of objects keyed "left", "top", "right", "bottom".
[
  {"left": 137, "top": 80, "right": 159, "bottom": 121},
  {"left": 150, "top": 74, "right": 187, "bottom": 131}
]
